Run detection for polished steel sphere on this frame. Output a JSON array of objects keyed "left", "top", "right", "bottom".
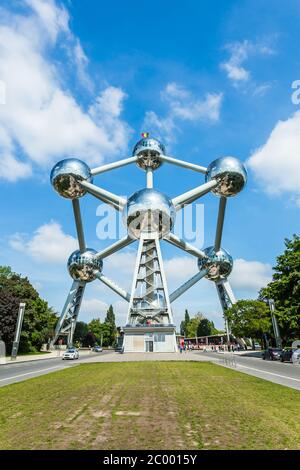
[
  {"left": 198, "top": 246, "right": 233, "bottom": 281},
  {"left": 67, "top": 248, "right": 102, "bottom": 282},
  {"left": 133, "top": 137, "right": 165, "bottom": 170},
  {"left": 123, "top": 188, "right": 176, "bottom": 239},
  {"left": 205, "top": 157, "right": 247, "bottom": 197},
  {"left": 50, "top": 158, "right": 93, "bottom": 199}
]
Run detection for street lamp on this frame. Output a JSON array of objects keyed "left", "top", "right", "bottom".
[{"left": 260, "top": 297, "right": 282, "bottom": 349}]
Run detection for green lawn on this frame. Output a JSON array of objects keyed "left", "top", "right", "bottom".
[{"left": 0, "top": 361, "right": 299, "bottom": 450}]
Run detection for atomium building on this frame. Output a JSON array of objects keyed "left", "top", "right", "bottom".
[{"left": 50, "top": 135, "right": 247, "bottom": 353}]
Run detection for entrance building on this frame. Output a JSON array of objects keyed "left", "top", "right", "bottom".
[{"left": 123, "top": 325, "right": 177, "bottom": 353}]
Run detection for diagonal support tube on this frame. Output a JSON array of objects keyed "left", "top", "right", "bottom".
[
  {"left": 94, "top": 235, "right": 135, "bottom": 260},
  {"left": 170, "top": 269, "right": 208, "bottom": 303},
  {"left": 158, "top": 154, "right": 207, "bottom": 174},
  {"left": 214, "top": 196, "right": 227, "bottom": 252},
  {"left": 91, "top": 156, "right": 137, "bottom": 176},
  {"left": 172, "top": 180, "right": 218, "bottom": 210},
  {"left": 96, "top": 272, "right": 130, "bottom": 301},
  {"left": 164, "top": 233, "right": 206, "bottom": 259},
  {"left": 72, "top": 199, "right": 86, "bottom": 253},
  {"left": 80, "top": 180, "right": 126, "bottom": 211}
]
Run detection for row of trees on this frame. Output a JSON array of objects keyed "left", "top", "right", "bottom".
[
  {"left": 180, "top": 235, "right": 300, "bottom": 347},
  {"left": 225, "top": 235, "right": 300, "bottom": 346},
  {"left": 0, "top": 265, "right": 118, "bottom": 353},
  {"left": 73, "top": 305, "right": 117, "bottom": 347},
  {"left": 0, "top": 266, "right": 57, "bottom": 353},
  {"left": 180, "top": 310, "right": 220, "bottom": 338}
]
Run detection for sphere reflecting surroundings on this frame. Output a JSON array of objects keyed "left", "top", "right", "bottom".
[
  {"left": 198, "top": 246, "right": 233, "bottom": 281},
  {"left": 67, "top": 248, "right": 102, "bottom": 282},
  {"left": 205, "top": 156, "right": 247, "bottom": 197},
  {"left": 123, "top": 188, "right": 176, "bottom": 239},
  {"left": 133, "top": 137, "right": 165, "bottom": 170},
  {"left": 50, "top": 158, "right": 93, "bottom": 199}
]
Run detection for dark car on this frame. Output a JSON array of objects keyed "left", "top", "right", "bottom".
[
  {"left": 280, "top": 348, "right": 294, "bottom": 363},
  {"left": 262, "top": 348, "right": 283, "bottom": 360}
]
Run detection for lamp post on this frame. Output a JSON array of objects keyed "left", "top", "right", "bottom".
[{"left": 11, "top": 302, "right": 26, "bottom": 360}]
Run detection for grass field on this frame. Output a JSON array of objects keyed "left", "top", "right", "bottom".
[{"left": 0, "top": 361, "right": 299, "bottom": 450}]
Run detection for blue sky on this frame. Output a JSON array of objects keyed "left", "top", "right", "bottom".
[{"left": 0, "top": 0, "right": 299, "bottom": 329}]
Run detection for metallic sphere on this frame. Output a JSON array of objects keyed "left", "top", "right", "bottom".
[
  {"left": 67, "top": 248, "right": 103, "bottom": 282},
  {"left": 205, "top": 156, "right": 247, "bottom": 197},
  {"left": 123, "top": 188, "right": 176, "bottom": 239},
  {"left": 198, "top": 246, "right": 233, "bottom": 281},
  {"left": 50, "top": 158, "right": 93, "bottom": 199},
  {"left": 133, "top": 137, "right": 165, "bottom": 170}
]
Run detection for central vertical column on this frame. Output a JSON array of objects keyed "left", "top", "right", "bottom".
[{"left": 123, "top": 232, "right": 177, "bottom": 352}]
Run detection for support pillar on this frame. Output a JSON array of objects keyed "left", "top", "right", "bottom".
[
  {"left": 123, "top": 232, "right": 177, "bottom": 352},
  {"left": 51, "top": 281, "right": 86, "bottom": 347}
]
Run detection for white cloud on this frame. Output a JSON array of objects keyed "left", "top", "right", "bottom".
[
  {"left": 162, "top": 83, "right": 222, "bottom": 122},
  {"left": 230, "top": 258, "right": 272, "bottom": 291},
  {"left": 24, "top": 0, "right": 70, "bottom": 43},
  {"left": 0, "top": 0, "right": 130, "bottom": 181},
  {"left": 221, "top": 40, "right": 274, "bottom": 84},
  {"left": 247, "top": 110, "right": 300, "bottom": 199},
  {"left": 81, "top": 298, "right": 108, "bottom": 316},
  {"left": 221, "top": 41, "right": 250, "bottom": 82},
  {"left": 143, "top": 82, "right": 222, "bottom": 143},
  {"left": 9, "top": 221, "right": 78, "bottom": 263},
  {"left": 142, "top": 111, "right": 177, "bottom": 145},
  {"left": 164, "top": 256, "right": 196, "bottom": 283}
]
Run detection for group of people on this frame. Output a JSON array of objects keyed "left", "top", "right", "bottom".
[{"left": 178, "top": 341, "right": 241, "bottom": 353}]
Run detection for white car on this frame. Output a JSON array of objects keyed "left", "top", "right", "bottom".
[
  {"left": 62, "top": 348, "right": 79, "bottom": 360},
  {"left": 292, "top": 348, "right": 300, "bottom": 365}
]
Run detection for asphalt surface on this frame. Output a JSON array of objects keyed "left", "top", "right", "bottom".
[
  {"left": 205, "top": 351, "right": 300, "bottom": 391},
  {"left": 0, "top": 351, "right": 103, "bottom": 387},
  {"left": 1, "top": 350, "right": 300, "bottom": 390}
]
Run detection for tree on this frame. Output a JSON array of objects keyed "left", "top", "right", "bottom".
[
  {"left": 197, "top": 318, "right": 218, "bottom": 337},
  {"left": 260, "top": 235, "right": 300, "bottom": 343},
  {"left": 184, "top": 313, "right": 204, "bottom": 337},
  {"left": 105, "top": 305, "right": 116, "bottom": 326},
  {"left": 83, "top": 331, "right": 96, "bottom": 347},
  {"left": 180, "top": 309, "right": 190, "bottom": 335},
  {"left": 88, "top": 319, "right": 102, "bottom": 343},
  {"left": 226, "top": 300, "right": 271, "bottom": 347},
  {"left": 104, "top": 305, "right": 117, "bottom": 346},
  {"left": 0, "top": 266, "right": 57, "bottom": 353},
  {"left": 74, "top": 321, "right": 89, "bottom": 345}
]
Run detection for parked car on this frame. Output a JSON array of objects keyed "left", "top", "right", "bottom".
[
  {"left": 280, "top": 348, "right": 294, "bottom": 363},
  {"left": 292, "top": 348, "right": 300, "bottom": 365},
  {"left": 92, "top": 345, "right": 103, "bottom": 352},
  {"left": 62, "top": 348, "right": 79, "bottom": 360},
  {"left": 262, "top": 348, "right": 282, "bottom": 361}
]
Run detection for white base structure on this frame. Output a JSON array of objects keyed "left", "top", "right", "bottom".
[
  {"left": 123, "top": 327, "right": 177, "bottom": 353},
  {"left": 49, "top": 135, "right": 247, "bottom": 350}
]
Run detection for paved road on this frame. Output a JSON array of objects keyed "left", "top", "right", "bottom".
[
  {"left": 204, "top": 351, "right": 300, "bottom": 391},
  {"left": 0, "top": 351, "right": 110, "bottom": 387}
]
